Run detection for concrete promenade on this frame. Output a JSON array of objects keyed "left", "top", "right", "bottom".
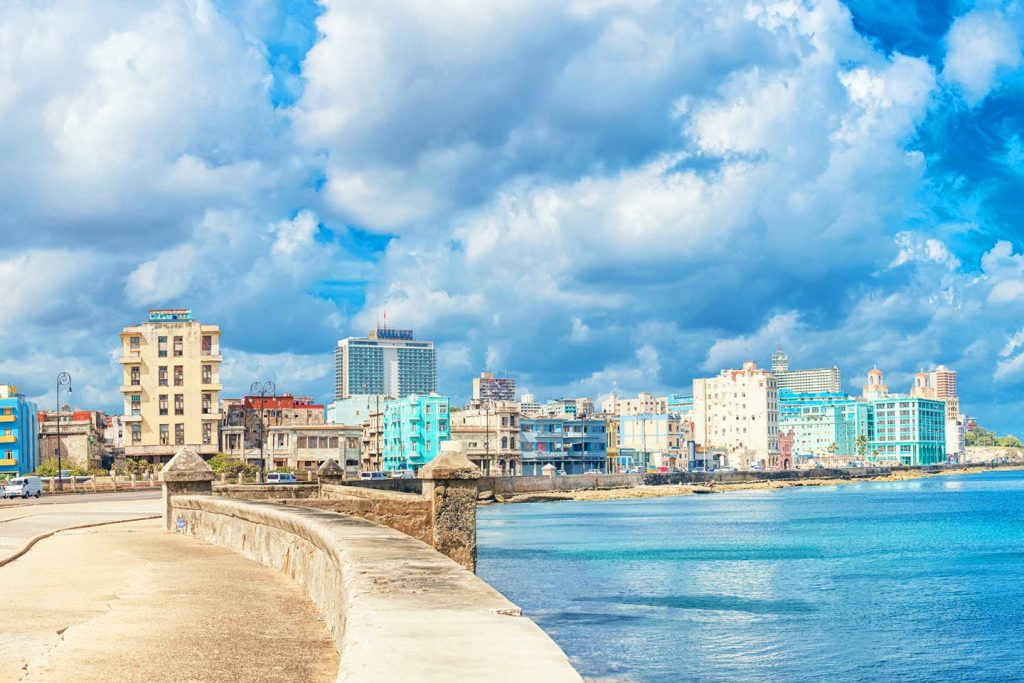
[{"left": 0, "top": 496, "right": 338, "bottom": 682}]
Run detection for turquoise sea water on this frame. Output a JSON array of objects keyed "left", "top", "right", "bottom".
[{"left": 477, "top": 471, "right": 1024, "bottom": 682}]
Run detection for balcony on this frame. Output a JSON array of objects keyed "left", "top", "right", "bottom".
[
  {"left": 122, "top": 414, "right": 143, "bottom": 423},
  {"left": 120, "top": 353, "right": 143, "bottom": 365},
  {"left": 200, "top": 351, "right": 223, "bottom": 362},
  {"left": 0, "top": 435, "right": 16, "bottom": 444},
  {"left": 119, "top": 384, "right": 143, "bottom": 393},
  {"left": 0, "top": 415, "right": 14, "bottom": 423},
  {"left": 0, "top": 458, "right": 16, "bottom": 466},
  {"left": 201, "top": 382, "right": 223, "bottom": 391}
]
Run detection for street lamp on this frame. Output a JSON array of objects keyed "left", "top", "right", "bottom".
[
  {"left": 56, "top": 372, "right": 72, "bottom": 492},
  {"left": 250, "top": 381, "right": 275, "bottom": 477}
]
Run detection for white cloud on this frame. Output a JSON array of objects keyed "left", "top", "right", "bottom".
[{"left": 944, "top": 9, "right": 1022, "bottom": 105}]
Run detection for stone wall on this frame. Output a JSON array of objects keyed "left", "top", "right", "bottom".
[
  {"left": 169, "top": 495, "right": 582, "bottom": 683},
  {"left": 213, "top": 483, "right": 320, "bottom": 500},
  {"left": 293, "top": 485, "right": 433, "bottom": 546}
]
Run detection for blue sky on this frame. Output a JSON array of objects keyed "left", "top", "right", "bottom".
[{"left": 1, "top": 0, "right": 1023, "bottom": 433}]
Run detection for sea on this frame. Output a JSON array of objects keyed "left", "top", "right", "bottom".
[{"left": 477, "top": 470, "right": 1024, "bottom": 682}]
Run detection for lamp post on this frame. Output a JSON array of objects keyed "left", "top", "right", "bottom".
[
  {"left": 250, "top": 381, "right": 275, "bottom": 476},
  {"left": 56, "top": 372, "right": 72, "bottom": 492}
]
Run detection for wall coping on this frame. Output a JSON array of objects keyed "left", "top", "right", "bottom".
[{"left": 171, "top": 495, "right": 581, "bottom": 682}]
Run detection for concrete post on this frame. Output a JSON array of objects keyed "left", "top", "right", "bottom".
[
  {"left": 317, "top": 458, "right": 346, "bottom": 487},
  {"left": 237, "top": 472, "right": 244, "bottom": 485},
  {"left": 159, "top": 447, "right": 215, "bottom": 531},
  {"left": 420, "top": 441, "right": 481, "bottom": 572}
]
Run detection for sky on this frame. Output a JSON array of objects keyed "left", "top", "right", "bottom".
[{"left": 2, "top": 0, "right": 1023, "bottom": 433}]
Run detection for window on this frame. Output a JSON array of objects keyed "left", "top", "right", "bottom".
[
  {"left": 201, "top": 335, "right": 213, "bottom": 355},
  {"left": 202, "top": 394, "right": 211, "bottom": 414},
  {"left": 130, "top": 394, "right": 141, "bottom": 416},
  {"left": 202, "top": 365, "right": 212, "bottom": 384},
  {"left": 297, "top": 437, "right": 307, "bottom": 449},
  {"left": 173, "top": 394, "right": 184, "bottom": 416},
  {"left": 173, "top": 336, "right": 183, "bottom": 357},
  {"left": 276, "top": 434, "right": 287, "bottom": 447},
  {"left": 129, "top": 336, "right": 140, "bottom": 354},
  {"left": 425, "top": 405, "right": 432, "bottom": 415},
  {"left": 438, "top": 420, "right": 447, "bottom": 431},
  {"left": 202, "top": 422, "right": 212, "bottom": 445},
  {"left": 319, "top": 437, "right": 329, "bottom": 448},
  {"left": 158, "top": 336, "right": 168, "bottom": 357},
  {"left": 174, "top": 366, "right": 183, "bottom": 386},
  {"left": 159, "top": 395, "right": 168, "bottom": 416},
  {"left": 130, "top": 367, "right": 140, "bottom": 385},
  {"left": 175, "top": 424, "right": 185, "bottom": 446},
  {"left": 329, "top": 437, "right": 339, "bottom": 448},
  {"left": 131, "top": 424, "right": 141, "bottom": 444},
  {"left": 158, "top": 366, "right": 168, "bottom": 386},
  {"left": 160, "top": 424, "right": 169, "bottom": 445}
]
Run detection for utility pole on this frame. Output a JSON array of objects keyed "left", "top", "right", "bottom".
[
  {"left": 250, "top": 381, "right": 275, "bottom": 476},
  {"left": 55, "top": 372, "right": 72, "bottom": 491}
]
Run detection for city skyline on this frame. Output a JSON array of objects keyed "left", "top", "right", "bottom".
[{"left": 2, "top": 2, "right": 1024, "bottom": 433}]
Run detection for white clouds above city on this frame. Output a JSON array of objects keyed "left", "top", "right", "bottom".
[{"left": 2, "top": 0, "right": 1024, "bottom": 431}]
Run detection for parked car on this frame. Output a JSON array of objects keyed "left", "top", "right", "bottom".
[
  {"left": 266, "top": 472, "right": 297, "bottom": 484},
  {"left": 3, "top": 476, "right": 43, "bottom": 499},
  {"left": 390, "top": 469, "right": 415, "bottom": 479},
  {"left": 690, "top": 466, "right": 706, "bottom": 473},
  {"left": 359, "top": 471, "right": 387, "bottom": 481},
  {"left": 556, "top": 469, "right": 568, "bottom": 476},
  {"left": 583, "top": 469, "right": 603, "bottom": 475}
]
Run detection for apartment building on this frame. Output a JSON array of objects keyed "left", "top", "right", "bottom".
[
  {"left": 909, "top": 365, "right": 963, "bottom": 459},
  {"left": 0, "top": 385, "right": 38, "bottom": 478},
  {"left": 605, "top": 391, "right": 668, "bottom": 416},
  {"left": 693, "top": 361, "right": 779, "bottom": 469},
  {"left": 360, "top": 409, "right": 384, "bottom": 473},
  {"left": 771, "top": 349, "right": 841, "bottom": 393},
  {"left": 450, "top": 401, "right": 520, "bottom": 476},
  {"left": 118, "top": 309, "right": 222, "bottom": 464},
  {"left": 519, "top": 393, "right": 542, "bottom": 416},
  {"left": 519, "top": 417, "right": 607, "bottom": 475},
  {"left": 471, "top": 372, "right": 516, "bottom": 404},
  {"left": 868, "top": 396, "right": 946, "bottom": 466},
  {"left": 382, "top": 394, "right": 451, "bottom": 473},
  {"left": 38, "top": 410, "right": 108, "bottom": 470},
  {"left": 265, "top": 424, "right": 361, "bottom": 476},
  {"left": 618, "top": 413, "right": 685, "bottom": 468}
]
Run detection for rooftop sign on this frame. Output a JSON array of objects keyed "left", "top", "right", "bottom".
[
  {"left": 373, "top": 327, "right": 414, "bottom": 340},
  {"left": 149, "top": 309, "right": 193, "bottom": 322}
]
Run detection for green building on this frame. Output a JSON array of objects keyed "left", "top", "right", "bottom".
[{"left": 867, "top": 396, "right": 945, "bottom": 466}]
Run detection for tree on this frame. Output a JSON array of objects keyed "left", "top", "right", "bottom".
[
  {"left": 207, "top": 454, "right": 258, "bottom": 477},
  {"left": 856, "top": 434, "right": 868, "bottom": 458}
]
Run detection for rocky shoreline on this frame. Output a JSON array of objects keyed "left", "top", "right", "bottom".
[{"left": 490, "top": 465, "right": 1024, "bottom": 504}]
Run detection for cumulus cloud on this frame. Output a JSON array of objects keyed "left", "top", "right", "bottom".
[{"left": 944, "top": 9, "right": 1022, "bottom": 104}]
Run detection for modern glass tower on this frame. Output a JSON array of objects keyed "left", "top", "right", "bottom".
[{"left": 334, "top": 328, "right": 436, "bottom": 400}]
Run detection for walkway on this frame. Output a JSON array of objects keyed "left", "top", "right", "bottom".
[{"left": 0, "top": 516, "right": 338, "bottom": 681}]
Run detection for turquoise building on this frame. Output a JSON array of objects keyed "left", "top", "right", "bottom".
[
  {"left": 382, "top": 394, "right": 451, "bottom": 473},
  {"left": 0, "top": 385, "right": 40, "bottom": 478},
  {"left": 781, "top": 403, "right": 855, "bottom": 458},
  {"left": 867, "top": 396, "right": 945, "bottom": 465}
]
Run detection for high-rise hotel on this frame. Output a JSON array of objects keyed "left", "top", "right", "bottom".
[
  {"left": 119, "top": 309, "right": 222, "bottom": 464},
  {"left": 334, "top": 327, "right": 436, "bottom": 401}
]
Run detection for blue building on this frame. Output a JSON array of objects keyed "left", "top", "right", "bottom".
[
  {"left": 520, "top": 417, "right": 607, "bottom": 475},
  {"left": 382, "top": 394, "right": 450, "bottom": 473},
  {"left": 0, "top": 385, "right": 39, "bottom": 478}
]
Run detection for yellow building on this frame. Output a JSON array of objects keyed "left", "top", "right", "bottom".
[{"left": 119, "top": 309, "right": 222, "bottom": 464}]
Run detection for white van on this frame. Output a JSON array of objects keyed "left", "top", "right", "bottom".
[{"left": 4, "top": 476, "right": 43, "bottom": 499}]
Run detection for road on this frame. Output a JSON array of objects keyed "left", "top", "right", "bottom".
[
  {"left": 0, "top": 489, "right": 160, "bottom": 509},
  {"left": 0, "top": 492, "right": 162, "bottom": 564}
]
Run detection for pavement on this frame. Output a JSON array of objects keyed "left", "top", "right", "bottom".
[
  {"left": 0, "top": 500, "right": 339, "bottom": 682},
  {"left": 0, "top": 489, "right": 161, "bottom": 509}
]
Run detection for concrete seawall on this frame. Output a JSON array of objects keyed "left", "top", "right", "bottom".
[{"left": 170, "top": 495, "right": 582, "bottom": 683}]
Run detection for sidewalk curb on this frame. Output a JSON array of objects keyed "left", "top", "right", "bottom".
[{"left": 0, "top": 515, "right": 161, "bottom": 568}]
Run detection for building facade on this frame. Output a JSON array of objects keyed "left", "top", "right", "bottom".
[
  {"left": 119, "top": 309, "right": 222, "bottom": 464},
  {"left": 779, "top": 404, "right": 854, "bottom": 459},
  {"left": 520, "top": 417, "right": 607, "bottom": 475},
  {"left": 360, "top": 410, "right": 384, "bottom": 473},
  {"left": 265, "top": 424, "right": 362, "bottom": 476},
  {"left": 772, "top": 351, "right": 842, "bottom": 394},
  {"left": 382, "top": 394, "right": 451, "bottom": 473},
  {"left": 38, "top": 410, "right": 108, "bottom": 470},
  {"left": 519, "top": 393, "right": 542, "bottom": 416},
  {"left": 472, "top": 372, "right": 516, "bottom": 404},
  {"left": 334, "top": 327, "right": 436, "bottom": 401},
  {"left": 0, "top": 385, "right": 39, "bottom": 478},
  {"left": 604, "top": 391, "right": 669, "bottom": 416},
  {"left": 450, "top": 401, "right": 520, "bottom": 476},
  {"left": 693, "top": 361, "right": 779, "bottom": 469},
  {"left": 867, "top": 396, "right": 946, "bottom": 465},
  {"left": 618, "top": 414, "right": 685, "bottom": 468}
]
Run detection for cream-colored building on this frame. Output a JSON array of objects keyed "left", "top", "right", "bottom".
[
  {"left": 910, "top": 365, "right": 963, "bottom": 459},
  {"left": 693, "top": 361, "right": 779, "bottom": 469},
  {"left": 604, "top": 391, "right": 668, "bottom": 416},
  {"left": 119, "top": 309, "right": 222, "bottom": 464},
  {"left": 450, "top": 401, "right": 520, "bottom": 476}
]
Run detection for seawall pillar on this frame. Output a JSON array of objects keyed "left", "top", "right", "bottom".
[
  {"left": 159, "top": 447, "right": 215, "bottom": 531},
  {"left": 420, "top": 441, "right": 481, "bottom": 572}
]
